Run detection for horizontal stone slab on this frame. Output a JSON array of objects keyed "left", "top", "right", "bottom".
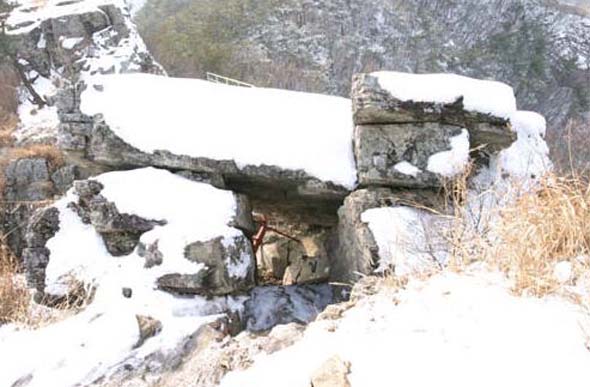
[{"left": 352, "top": 73, "right": 516, "bottom": 150}]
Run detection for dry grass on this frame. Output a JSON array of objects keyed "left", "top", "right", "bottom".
[
  {"left": 8, "top": 144, "right": 65, "bottom": 169},
  {"left": 489, "top": 176, "right": 590, "bottom": 296},
  {"left": 0, "top": 240, "right": 30, "bottom": 325},
  {"left": 0, "top": 66, "right": 19, "bottom": 124},
  {"left": 445, "top": 172, "right": 590, "bottom": 297}
]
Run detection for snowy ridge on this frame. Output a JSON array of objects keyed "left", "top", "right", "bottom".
[{"left": 80, "top": 73, "right": 357, "bottom": 189}]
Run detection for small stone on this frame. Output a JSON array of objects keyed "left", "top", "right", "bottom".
[
  {"left": 122, "top": 287, "right": 132, "bottom": 298},
  {"left": 310, "top": 355, "right": 351, "bottom": 387},
  {"left": 134, "top": 315, "right": 162, "bottom": 349}
]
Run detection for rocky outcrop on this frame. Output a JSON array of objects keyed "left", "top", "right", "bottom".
[
  {"left": 158, "top": 234, "right": 255, "bottom": 297},
  {"left": 76, "top": 120, "right": 350, "bottom": 204},
  {"left": 22, "top": 206, "right": 60, "bottom": 291}
]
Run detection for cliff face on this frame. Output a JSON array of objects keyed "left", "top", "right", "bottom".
[{"left": 185, "top": 0, "right": 589, "bottom": 132}]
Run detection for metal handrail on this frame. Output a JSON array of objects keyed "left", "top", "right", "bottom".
[{"left": 206, "top": 72, "right": 254, "bottom": 88}]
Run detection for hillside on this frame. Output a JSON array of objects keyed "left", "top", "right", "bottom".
[{"left": 137, "top": 0, "right": 590, "bottom": 138}]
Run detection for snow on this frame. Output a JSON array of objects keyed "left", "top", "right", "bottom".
[
  {"left": 80, "top": 73, "right": 357, "bottom": 189},
  {"left": 61, "top": 37, "right": 83, "bottom": 50},
  {"left": 0, "top": 168, "right": 251, "bottom": 387},
  {"left": 498, "top": 111, "right": 552, "bottom": 179},
  {"left": 361, "top": 206, "right": 448, "bottom": 275},
  {"left": 220, "top": 271, "right": 590, "bottom": 387},
  {"left": 373, "top": 71, "right": 517, "bottom": 119},
  {"left": 427, "top": 129, "right": 470, "bottom": 177},
  {"left": 14, "top": 75, "right": 60, "bottom": 144},
  {"left": 554, "top": 261, "right": 574, "bottom": 284},
  {"left": 394, "top": 161, "right": 421, "bottom": 177}
]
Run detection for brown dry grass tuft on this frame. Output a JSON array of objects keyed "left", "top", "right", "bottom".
[
  {"left": 445, "top": 171, "right": 590, "bottom": 298},
  {"left": 0, "top": 240, "right": 30, "bottom": 325},
  {"left": 0, "top": 66, "right": 19, "bottom": 124},
  {"left": 488, "top": 175, "right": 590, "bottom": 296},
  {"left": 8, "top": 144, "right": 65, "bottom": 169}
]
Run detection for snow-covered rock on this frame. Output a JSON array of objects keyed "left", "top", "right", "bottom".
[
  {"left": 330, "top": 188, "right": 444, "bottom": 282},
  {"left": 352, "top": 72, "right": 516, "bottom": 150},
  {"left": 23, "top": 167, "right": 256, "bottom": 300},
  {"left": 8, "top": 0, "right": 163, "bottom": 144},
  {"left": 352, "top": 72, "right": 518, "bottom": 189},
  {"left": 75, "top": 73, "right": 356, "bottom": 201}
]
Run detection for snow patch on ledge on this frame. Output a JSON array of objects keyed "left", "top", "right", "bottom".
[
  {"left": 394, "top": 161, "right": 421, "bottom": 177},
  {"left": 427, "top": 129, "right": 470, "bottom": 177},
  {"left": 80, "top": 73, "right": 357, "bottom": 189},
  {"left": 373, "top": 71, "right": 517, "bottom": 119}
]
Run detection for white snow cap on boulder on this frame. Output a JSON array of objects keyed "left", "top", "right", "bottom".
[
  {"left": 80, "top": 73, "right": 357, "bottom": 189},
  {"left": 373, "top": 71, "right": 518, "bottom": 119}
]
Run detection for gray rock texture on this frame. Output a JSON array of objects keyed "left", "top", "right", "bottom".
[
  {"left": 70, "top": 180, "right": 163, "bottom": 256},
  {"left": 22, "top": 207, "right": 60, "bottom": 291},
  {"left": 354, "top": 123, "right": 466, "bottom": 188},
  {"left": 157, "top": 235, "right": 256, "bottom": 297}
]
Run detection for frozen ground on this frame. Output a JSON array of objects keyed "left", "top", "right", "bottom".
[{"left": 220, "top": 270, "right": 590, "bottom": 387}]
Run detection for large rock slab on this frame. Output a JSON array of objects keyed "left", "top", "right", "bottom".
[
  {"left": 352, "top": 73, "right": 516, "bottom": 150},
  {"left": 72, "top": 73, "right": 356, "bottom": 205}
]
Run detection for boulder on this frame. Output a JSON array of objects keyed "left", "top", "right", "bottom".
[
  {"left": 158, "top": 234, "right": 256, "bottom": 297},
  {"left": 282, "top": 236, "right": 330, "bottom": 285},
  {"left": 3, "top": 158, "right": 53, "bottom": 201},
  {"left": 24, "top": 168, "right": 257, "bottom": 300},
  {"left": 22, "top": 207, "right": 60, "bottom": 291}
]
